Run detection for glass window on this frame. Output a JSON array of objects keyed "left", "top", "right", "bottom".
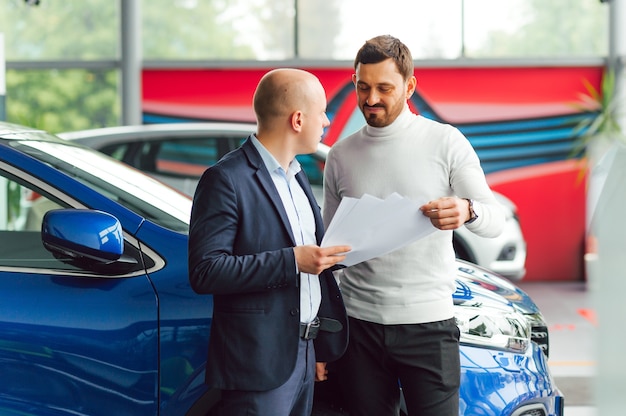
[
  {"left": 5, "top": 69, "right": 120, "bottom": 133},
  {"left": 99, "top": 136, "right": 242, "bottom": 177},
  {"left": 156, "top": 139, "right": 220, "bottom": 176},
  {"left": 0, "top": 0, "right": 119, "bottom": 60},
  {"left": 0, "top": 0, "right": 609, "bottom": 62},
  {"left": 301, "top": 0, "right": 607, "bottom": 60},
  {"left": 142, "top": 0, "right": 266, "bottom": 60},
  {"left": 312, "top": 0, "right": 463, "bottom": 60},
  {"left": 0, "top": 169, "right": 149, "bottom": 274},
  {"left": 0, "top": 172, "right": 72, "bottom": 270},
  {"left": 11, "top": 138, "right": 192, "bottom": 232},
  {"left": 463, "top": 0, "right": 608, "bottom": 58},
  {"left": 0, "top": 0, "right": 610, "bottom": 135},
  {"left": 0, "top": 175, "right": 62, "bottom": 233}
]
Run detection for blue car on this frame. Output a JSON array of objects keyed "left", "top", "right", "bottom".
[{"left": 0, "top": 121, "right": 563, "bottom": 416}]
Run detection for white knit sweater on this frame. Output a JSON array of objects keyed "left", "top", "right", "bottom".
[{"left": 323, "top": 106, "right": 505, "bottom": 325}]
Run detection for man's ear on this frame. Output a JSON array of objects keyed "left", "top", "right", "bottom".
[
  {"left": 406, "top": 75, "right": 417, "bottom": 100},
  {"left": 291, "top": 110, "right": 304, "bottom": 132}
]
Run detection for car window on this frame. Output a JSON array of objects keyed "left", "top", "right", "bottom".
[
  {"left": 0, "top": 173, "right": 61, "bottom": 232},
  {"left": 11, "top": 139, "right": 192, "bottom": 233},
  {"left": 0, "top": 167, "right": 153, "bottom": 274},
  {"left": 102, "top": 143, "right": 131, "bottom": 161},
  {"left": 152, "top": 138, "right": 220, "bottom": 177},
  {"left": 101, "top": 136, "right": 243, "bottom": 179},
  {"left": 0, "top": 172, "right": 77, "bottom": 270}
]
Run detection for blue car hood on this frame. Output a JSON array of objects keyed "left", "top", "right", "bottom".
[{"left": 454, "top": 259, "right": 540, "bottom": 315}]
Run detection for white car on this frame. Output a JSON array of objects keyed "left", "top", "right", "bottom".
[{"left": 60, "top": 122, "right": 527, "bottom": 280}]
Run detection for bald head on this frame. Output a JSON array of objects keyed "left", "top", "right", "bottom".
[{"left": 253, "top": 68, "right": 322, "bottom": 127}]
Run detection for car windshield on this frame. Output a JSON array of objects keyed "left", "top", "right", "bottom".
[{"left": 12, "top": 139, "right": 192, "bottom": 232}]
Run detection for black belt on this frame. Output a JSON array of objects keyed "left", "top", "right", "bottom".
[{"left": 299, "top": 317, "right": 343, "bottom": 340}]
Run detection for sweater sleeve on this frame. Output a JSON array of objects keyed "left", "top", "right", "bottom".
[
  {"left": 448, "top": 127, "right": 506, "bottom": 238},
  {"left": 322, "top": 147, "right": 342, "bottom": 229}
]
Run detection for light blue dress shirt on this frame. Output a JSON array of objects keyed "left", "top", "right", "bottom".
[{"left": 251, "top": 136, "right": 321, "bottom": 324}]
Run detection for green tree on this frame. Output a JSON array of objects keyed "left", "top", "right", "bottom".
[
  {"left": 1, "top": 0, "right": 120, "bottom": 131},
  {"left": 6, "top": 69, "right": 119, "bottom": 133},
  {"left": 0, "top": 0, "right": 118, "bottom": 60}
]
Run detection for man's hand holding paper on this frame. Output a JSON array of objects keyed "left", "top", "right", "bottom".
[{"left": 321, "top": 193, "right": 437, "bottom": 267}]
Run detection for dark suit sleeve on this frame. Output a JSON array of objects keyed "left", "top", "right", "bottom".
[{"left": 188, "top": 165, "right": 298, "bottom": 295}]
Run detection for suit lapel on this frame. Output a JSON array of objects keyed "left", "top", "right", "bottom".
[
  {"left": 241, "top": 137, "right": 324, "bottom": 246},
  {"left": 241, "top": 138, "right": 297, "bottom": 245}
]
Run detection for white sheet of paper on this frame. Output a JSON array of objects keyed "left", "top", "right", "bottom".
[{"left": 322, "top": 193, "right": 437, "bottom": 266}]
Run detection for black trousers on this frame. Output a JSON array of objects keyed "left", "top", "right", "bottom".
[{"left": 338, "top": 316, "right": 460, "bottom": 416}]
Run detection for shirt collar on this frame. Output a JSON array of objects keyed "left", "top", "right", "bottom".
[{"left": 251, "top": 134, "right": 302, "bottom": 179}]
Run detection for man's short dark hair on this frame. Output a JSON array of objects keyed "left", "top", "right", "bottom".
[{"left": 354, "top": 35, "right": 414, "bottom": 81}]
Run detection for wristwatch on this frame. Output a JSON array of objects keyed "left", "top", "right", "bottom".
[{"left": 464, "top": 198, "right": 478, "bottom": 224}]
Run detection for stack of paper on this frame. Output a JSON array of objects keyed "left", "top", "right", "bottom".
[{"left": 321, "top": 193, "right": 436, "bottom": 267}]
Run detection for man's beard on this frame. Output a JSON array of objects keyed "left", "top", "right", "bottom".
[
  {"left": 365, "top": 113, "right": 386, "bottom": 127},
  {"left": 362, "top": 100, "right": 404, "bottom": 128},
  {"left": 363, "top": 105, "right": 387, "bottom": 127}
]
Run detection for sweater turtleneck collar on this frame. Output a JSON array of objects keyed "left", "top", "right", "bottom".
[{"left": 363, "top": 105, "right": 414, "bottom": 140}]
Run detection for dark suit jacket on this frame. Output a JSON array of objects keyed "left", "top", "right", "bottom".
[{"left": 188, "top": 137, "right": 348, "bottom": 392}]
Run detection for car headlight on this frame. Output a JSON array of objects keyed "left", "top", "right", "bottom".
[
  {"left": 522, "top": 311, "right": 550, "bottom": 357},
  {"left": 455, "top": 305, "right": 531, "bottom": 354}
]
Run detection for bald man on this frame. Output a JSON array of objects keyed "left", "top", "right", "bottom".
[{"left": 189, "top": 68, "right": 350, "bottom": 416}]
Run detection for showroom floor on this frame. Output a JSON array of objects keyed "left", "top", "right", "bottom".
[{"left": 517, "top": 281, "right": 596, "bottom": 416}]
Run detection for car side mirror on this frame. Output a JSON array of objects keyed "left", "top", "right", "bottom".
[{"left": 42, "top": 209, "right": 124, "bottom": 263}]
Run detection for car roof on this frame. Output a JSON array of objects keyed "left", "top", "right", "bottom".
[
  {"left": 57, "top": 122, "right": 332, "bottom": 161},
  {"left": 0, "top": 122, "right": 46, "bottom": 138},
  {"left": 0, "top": 122, "right": 75, "bottom": 146},
  {"left": 58, "top": 122, "right": 258, "bottom": 141}
]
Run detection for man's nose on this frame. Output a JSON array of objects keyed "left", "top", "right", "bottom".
[{"left": 365, "top": 91, "right": 380, "bottom": 106}]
